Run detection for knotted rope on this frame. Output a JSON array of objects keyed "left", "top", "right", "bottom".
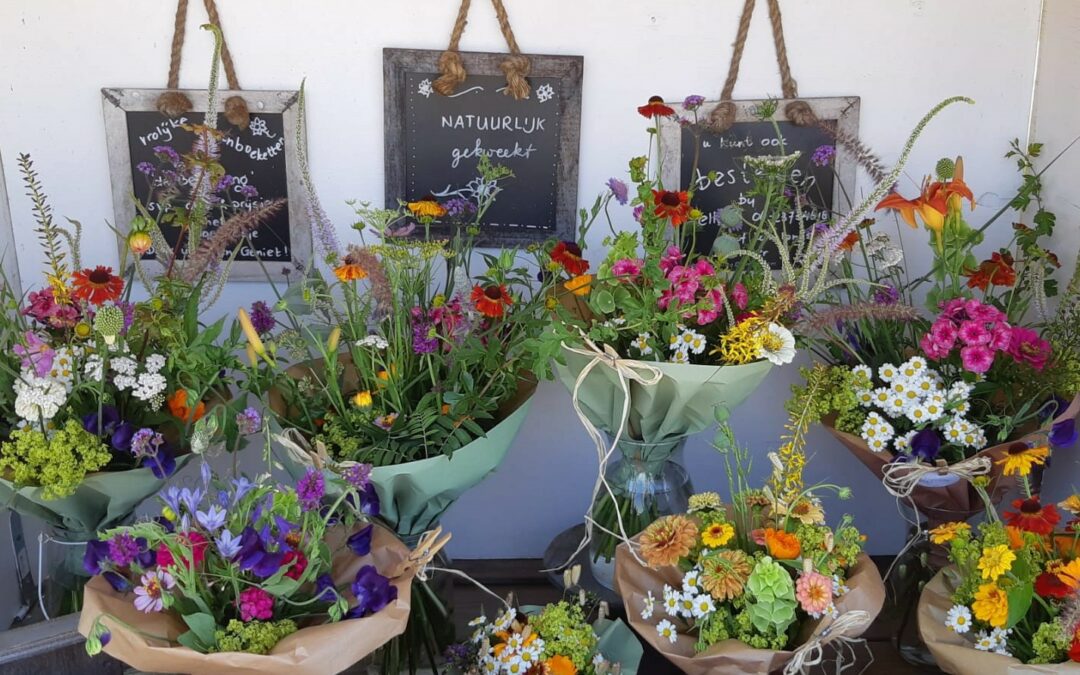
[
  {"left": 544, "top": 332, "right": 663, "bottom": 571},
  {"left": 881, "top": 456, "right": 991, "bottom": 499},
  {"left": 156, "top": 0, "right": 250, "bottom": 128},
  {"left": 433, "top": 0, "right": 531, "bottom": 100},
  {"left": 709, "top": 0, "right": 813, "bottom": 132},
  {"left": 783, "top": 610, "right": 873, "bottom": 675}
]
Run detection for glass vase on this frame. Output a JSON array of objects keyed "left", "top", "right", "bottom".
[{"left": 588, "top": 435, "right": 692, "bottom": 589}]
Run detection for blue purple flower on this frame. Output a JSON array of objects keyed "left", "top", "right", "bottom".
[
  {"left": 248, "top": 301, "right": 276, "bottom": 335},
  {"left": 236, "top": 407, "right": 262, "bottom": 435},
  {"left": 811, "top": 145, "right": 836, "bottom": 167},
  {"left": 297, "top": 468, "right": 325, "bottom": 512},
  {"left": 347, "top": 524, "right": 374, "bottom": 557},
  {"left": 83, "top": 540, "right": 111, "bottom": 575},
  {"left": 683, "top": 95, "right": 706, "bottom": 111},
  {"left": 136, "top": 162, "right": 155, "bottom": 176},
  {"left": 238, "top": 184, "right": 259, "bottom": 199},
  {"left": 342, "top": 463, "right": 372, "bottom": 491},
  {"left": 235, "top": 527, "right": 285, "bottom": 578},
  {"left": 607, "top": 178, "right": 629, "bottom": 205},
  {"left": 196, "top": 505, "right": 227, "bottom": 532},
  {"left": 152, "top": 146, "right": 181, "bottom": 166},
  {"left": 873, "top": 284, "right": 900, "bottom": 306},
  {"left": 347, "top": 565, "right": 397, "bottom": 618},
  {"left": 108, "top": 533, "right": 140, "bottom": 567},
  {"left": 411, "top": 308, "right": 438, "bottom": 354},
  {"left": 1050, "top": 419, "right": 1077, "bottom": 448},
  {"left": 315, "top": 574, "right": 337, "bottom": 601},
  {"left": 215, "top": 529, "right": 243, "bottom": 558},
  {"left": 910, "top": 428, "right": 942, "bottom": 461},
  {"left": 130, "top": 428, "right": 165, "bottom": 458},
  {"left": 444, "top": 197, "right": 477, "bottom": 219}
]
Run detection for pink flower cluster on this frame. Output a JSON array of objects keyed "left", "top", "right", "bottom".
[
  {"left": 237, "top": 587, "right": 274, "bottom": 622},
  {"left": 22, "top": 287, "right": 79, "bottom": 328},
  {"left": 656, "top": 247, "right": 745, "bottom": 325},
  {"left": 921, "top": 298, "right": 1051, "bottom": 373}
]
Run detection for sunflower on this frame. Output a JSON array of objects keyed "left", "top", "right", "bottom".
[
  {"left": 550, "top": 240, "right": 589, "bottom": 276},
  {"left": 563, "top": 274, "right": 592, "bottom": 297},
  {"left": 334, "top": 258, "right": 368, "bottom": 282},
  {"left": 996, "top": 442, "right": 1050, "bottom": 477},
  {"left": 637, "top": 95, "right": 676, "bottom": 119},
  {"left": 701, "top": 522, "right": 735, "bottom": 548},
  {"left": 929, "top": 521, "right": 971, "bottom": 545},
  {"left": 652, "top": 190, "right": 691, "bottom": 227},
  {"left": 71, "top": 266, "right": 123, "bottom": 305},
  {"left": 406, "top": 196, "right": 448, "bottom": 221},
  {"left": 639, "top": 514, "right": 698, "bottom": 568},
  {"left": 763, "top": 528, "right": 801, "bottom": 560},
  {"left": 700, "top": 548, "right": 753, "bottom": 601},
  {"left": 1004, "top": 497, "right": 1061, "bottom": 535},
  {"left": 471, "top": 284, "right": 513, "bottom": 318}
]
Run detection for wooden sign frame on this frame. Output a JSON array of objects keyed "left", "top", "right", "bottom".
[
  {"left": 384, "top": 48, "right": 583, "bottom": 246},
  {"left": 658, "top": 96, "right": 861, "bottom": 227},
  {"left": 101, "top": 88, "right": 310, "bottom": 281},
  {"left": 0, "top": 150, "right": 19, "bottom": 295}
]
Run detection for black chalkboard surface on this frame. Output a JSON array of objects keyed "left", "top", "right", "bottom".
[
  {"left": 659, "top": 97, "right": 860, "bottom": 262},
  {"left": 385, "top": 49, "right": 583, "bottom": 246},
  {"left": 124, "top": 111, "right": 292, "bottom": 263},
  {"left": 102, "top": 88, "right": 309, "bottom": 281}
]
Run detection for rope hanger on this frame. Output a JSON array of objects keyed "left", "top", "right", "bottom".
[
  {"left": 433, "top": 0, "right": 532, "bottom": 100},
  {"left": 156, "top": 0, "right": 250, "bottom": 129},
  {"left": 709, "top": 0, "right": 817, "bottom": 132}
]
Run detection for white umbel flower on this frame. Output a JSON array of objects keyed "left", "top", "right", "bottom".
[{"left": 13, "top": 371, "right": 68, "bottom": 422}]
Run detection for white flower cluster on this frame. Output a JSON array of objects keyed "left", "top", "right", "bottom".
[
  {"left": 111, "top": 352, "right": 168, "bottom": 407},
  {"left": 13, "top": 370, "right": 68, "bottom": 425},
  {"left": 644, "top": 568, "right": 716, "bottom": 643},
  {"left": 864, "top": 232, "right": 904, "bottom": 271},
  {"left": 853, "top": 358, "right": 986, "bottom": 453},
  {"left": 668, "top": 325, "right": 706, "bottom": 363},
  {"left": 44, "top": 346, "right": 81, "bottom": 392},
  {"left": 465, "top": 605, "right": 618, "bottom": 675},
  {"left": 355, "top": 335, "right": 389, "bottom": 350}
]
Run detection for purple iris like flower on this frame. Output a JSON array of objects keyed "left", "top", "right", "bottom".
[
  {"left": 249, "top": 301, "right": 276, "bottom": 335},
  {"left": 910, "top": 428, "right": 942, "bottom": 461},
  {"left": 1050, "top": 419, "right": 1077, "bottom": 448},
  {"left": 146, "top": 448, "right": 177, "bottom": 479},
  {"left": 347, "top": 524, "right": 374, "bottom": 557},
  {"left": 82, "top": 406, "right": 121, "bottom": 438},
  {"left": 83, "top": 539, "right": 111, "bottom": 575},
  {"left": 232, "top": 477, "right": 256, "bottom": 504},
  {"left": 103, "top": 571, "right": 131, "bottom": 593},
  {"left": 235, "top": 527, "right": 277, "bottom": 576},
  {"left": 215, "top": 529, "right": 243, "bottom": 558},
  {"left": 111, "top": 422, "right": 134, "bottom": 453},
  {"left": 346, "top": 483, "right": 381, "bottom": 518},
  {"left": 607, "top": 178, "right": 629, "bottom": 205},
  {"left": 135, "top": 538, "right": 155, "bottom": 568},
  {"left": 315, "top": 573, "right": 337, "bottom": 601},
  {"left": 873, "top": 284, "right": 900, "bottom": 306},
  {"left": 108, "top": 533, "right": 140, "bottom": 567},
  {"left": 297, "top": 468, "right": 325, "bottom": 512},
  {"left": 347, "top": 565, "right": 397, "bottom": 618},
  {"left": 196, "top": 505, "right": 227, "bottom": 532}
]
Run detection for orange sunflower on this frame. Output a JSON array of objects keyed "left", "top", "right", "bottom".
[
  {"left": 71, "top": 266, "right": 124, "bottom": 305},
  {"left": 1004, "top": 497, "right": 1061, "bottom": 535},
  {"left": 652, "top": 190, "right": 691, "bottom": 227},
  {"left": 471, "top": 284, "right": 513, "bottom": 319},
  {"left": 637, "top": 95, "right": 675, "bottom": 119}
]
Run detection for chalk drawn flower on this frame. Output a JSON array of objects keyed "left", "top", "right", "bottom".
[
  {"left": 248, "top": 116, "right": 270, "bottom": 137},
  {"left": 536, "top": 83, "right": 555, "bottom": 103},
  {"left": 418, "top": 79, "right": 434, "bottom": 98}
]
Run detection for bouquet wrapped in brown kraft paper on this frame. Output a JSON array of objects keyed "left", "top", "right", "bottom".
[{"left": 77, "top": 461, "right": 439, "bottom": 675}]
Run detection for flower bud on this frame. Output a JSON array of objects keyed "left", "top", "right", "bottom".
[{"left": 127, "top": 230, "right": 153, "bottom": 255}]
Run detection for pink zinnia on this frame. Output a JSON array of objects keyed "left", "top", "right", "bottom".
[
  {"left": 611, "top": 258, "right": 643, "bottom": 279},
  {"left": 957, "top": 320, "right": 990, "bottom": 346},
  {"left": 731, "top": 283, "right": 749, "bottom": 310},
  {"left": 1008, "top": 327, "right": 1052, "bottom": 371},
  {"left": 237, "top": 587, "right": 274, "bottom": 622},
  {"left": 961, "top": 344, "right": 996, "bottom": 373},
  {"left": 795, "top": 571, "right": 834, "bottom": 617},
  {"left": 659, "top": 246, "right": 683, "bottom": 274},
  {"left": 133, "top": 569, "right": 174, "bottom": 614}
]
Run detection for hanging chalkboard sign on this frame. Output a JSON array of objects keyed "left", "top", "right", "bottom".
[
  {"left": 102, "top": 88, "right": 310, "bottom": 281},
  {"left": 384, "top": 48, "right": 582, "bottom": 246},
  {"left": 659, "top": 97, "right": 860, "bottom": 261}
]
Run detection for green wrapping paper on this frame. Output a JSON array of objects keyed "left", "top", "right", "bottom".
[{"left": 556, "top": 344, "right": 773, "bottom": 442}]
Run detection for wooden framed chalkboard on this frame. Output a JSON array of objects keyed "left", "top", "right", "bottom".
[
  {"left": 658, "top": 97, "right": 860, "bottom": 259},
  {"left": 101, "top": 88, "right": 310, "bottom": 281},
  {"left": 384, "top": 48, "right": 583, "bottom": 246}
]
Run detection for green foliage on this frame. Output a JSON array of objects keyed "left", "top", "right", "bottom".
[
  {"left": 786, "top": 365, "right": 863, "bottom": 425},
  {"left": 1030, "top": 620, "right": 1071, "bottom": 664},
  {"left": 0, "top": 421, "right": 111, "bottom": 499},
  {"left": 213, "top": 618, "right": 299, "bottom": 655},
  {"left": 531, "top": 601, "right": 598, "bottom": 669}
]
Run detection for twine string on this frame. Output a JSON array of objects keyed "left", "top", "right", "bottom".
[{"left": 783, "top": 610, "right": 873, "bottom": 675}]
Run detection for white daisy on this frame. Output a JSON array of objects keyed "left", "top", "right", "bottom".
[
  {"left": 851, "top": 364, "right": 873, "bottom": 382},
  {"left": 760, "top": 323, "right": 796, "bottom": 365},
  {"left": 493, "top": 608, "right": 515, "bottom": 631},
  {"left": 902, "top": 357, "right": 927, "bottom": 376},
  {"left": 656, "top": 619, "right": 678, "bottom": 644},
  {"left": 989, "top": 627, "right": 1011, "bottom": 649},
  {"left": 832, "top": 575, "right": 850, "bottom": 596},
  {"left": 906, "top": 405, "right": 931, "bottom": 424},
  {"left": 468, "top": 615, "right": 488, "bottom": 627},
  {"left": 973, "top": 631, "right": 994, "bottom": 651},
  {"left": 669, "top": 350, "right": 690, "bottom": 364},
  {"left": 856, "top": 389, "right": 875, "bottom": 407},
  {"left": 663, "top": 586, "right": 681, "bottom": 616},
  {"left": 867, "top": 436, "right": 890, "bottom": 452},
  {"left": 481, "top": 656, "right": 499, "bottom": 673},
  {"left": 678, "top": 593, "right": 697, "bottom": 617},
  {"left": 682, "top": 570, "right": 701, "bottom": 595},
  {"left": 691, "top": 594, "right": 716, "bottom": 618},
  {"left": 894, "top": 430, "right": 917, "bottom": 453},
  {"left": 879, "top": 363, "right": 898, "bottom": 382},
  {"left": 633, "top": 333, "right": 654, "bottom": 356},
  {"left": 945, "top": 605, "right": 972, "bottom": 634},
  {"left": 505, "top": 656, "right": 528, "bottom": 674},
  {"left": 871, "top": 388, "right": 892, "bottom": 406},
  {"left": 519, "top": 644, "right": 542, "bottom": 664},
  {"left": 640, "top": 591, "right": 656, "bottom": 620}
]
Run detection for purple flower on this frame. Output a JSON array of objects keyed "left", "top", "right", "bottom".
[
  {"left": 119, "top": 302, "right": 135, "bottom": 334},
  {"left": 146, "top": 447, "right": 177, "bottom": 479},
  {"left": 444, "top": 197, "right": 476, "bottom": 219},
  {"left": 236, "top": 407, "right": 262, "bottom": 435},
  {"left": 910, "top": 428, "right": 942, "bottom": 461},
  {"left": 607, "top": 178, "right": 629, "bottom": 205},
  {"left": 99, "top": 630, "right": 111, "bottom": 647},
  {"left": 411, "top": 309, "right": 438, "bottom": 354},
  {"left": 238, "top": 184, "right": 259, "bottom": 199},
  {"left": 214, "top": 175, "right": 236, "bottom": 193},
  {"left": 873, "top": 284, "right": 900, "bottom": 306},
  {"left": 632, "top": 204, "right": 645, "bottom": 223},
  {"left": 347, "top": 524, "right": 374, "bottom": 556},
  {"left": 1050, "top": 419, "right": 1077, "bottom": 448},
  {"left": 103, "top": 571, "right": 131, "bottom": 593},
  {"left": 110, "top": 422, "right": 134, "bottom": 453},
  {"left": 133, "top": 569, "right": 174, "bottom": 613},
  {"left": 83, "top": 406, "right": 121, "bottom": 438},
  {"left": 249, "top": 301, "right": 276, "bottom": 335},
  {"left": 347, "top": 565, "right": 397, "bottom": 618},
  {"left": 235, "top": 527, "right": 285, "bottom": 578},
  {"left": 342, "top": 463, "right": 372, "bottom": 491},
  {"left": 136, "top": 162, "right": 155, "bottom": 176},
  {"left": 135, "top": 538, "right": 155, "bottom": 568},
  {"left": 683, "top": 95, "right": 706, "bottom": 111},
  {"left": 108, "top": 533, "right": 140, "bottom": 567},
  {"left": 83, "top": 540, "right": 111, "bottom": 575},
  {"left": 14, "top": 332, "right": 55, "bottom": 377},
  {"left": 231, "top": 477, "right": 256, "bottom": 503},
  {"left": 297, "top": 468, "right": 325, "bottom": 511},
  {"left": 811, "top": 145, "right": 836, "bottom": 167},
  {"left": 152, "top": 146, "right": 181, "bottom": 166},
  {"left": 315, "top": 573, "right": 337, "bottom": 601},
  {"left": 196, "top": 505, "right": 227, "bottom": 532},
  {"left": 215, "top": 529, "right": 243, "bottom": 558}
]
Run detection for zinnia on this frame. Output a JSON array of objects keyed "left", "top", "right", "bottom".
[
  {"left": 639, "top": 515, "right": 698, "bottom": 568},
  {"left": 971, "top": 582, "right": 1009, "bottom": 628},
  {"left": 795, "top": 570, "right": 834, "bottom": 617},
  {"left": 763, "top": 527, "right": 801, "bottom": 559},
  {"left": 977, "top": 544, "right": 1016, "bottom": 581},
  {"left": 471, "top": 284, "right": 513, "bottom": 318},
  {"left": 700, "top": 549, "right": 752, "bottom": 601},
  {"left": 701, "top": 522, "right": 735, "bottom": 548},
  {"left": 929, "top": 521, "right": 970, "bottom": 545},
  {"left": 406, "top": 196, "right": 448, "bottom": 220},
  {"left": 71, "top": 266, "right": 124, "bottom": 305},
  {"left": 1007, "top": 327, "right": 1052, "bottom": 371}
]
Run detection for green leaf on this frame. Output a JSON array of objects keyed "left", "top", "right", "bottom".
[
  {"left": 1005, "top": 582, "right": 1033, "bottom": 629},
  {"left": 176, "top": 630, "right": 206, "bottom": 652},
  {"left": 181, "top": 612, "right": 218, "bottom": 649},
  {"left": 593, "top": 289, "right": 616, "bottom": 314},
  {"left": 261, "top": 577, "right": 300, "bottom": 596}
]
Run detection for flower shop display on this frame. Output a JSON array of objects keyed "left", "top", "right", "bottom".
[
  {"left": 77, "top": 461, "right": 425, "bottom": 675},
  {"left": 918, "top": 437, "right": 1080, "bottom": 673},
  {"left": 798, "top": 138, "right": 1080, "bottom": 532},
  {"left": 614, "top": 401, "right": 884, "bottom": 674},
  {"left": 444, "top": 568, "right": 643, "bottom": 675},
  {"left": 245, "top": 139, "right": 550, "bottom": 672}
]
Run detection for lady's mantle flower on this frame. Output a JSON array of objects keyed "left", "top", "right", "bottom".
[{"left": 133, "top": 569, "right": 175, "bottom": 613}]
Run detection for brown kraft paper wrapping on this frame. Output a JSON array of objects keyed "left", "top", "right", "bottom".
[
  {"left": 920, "top": 569, "right": 1080, "bottom": 674},
  {"left": 615, "top": 543, "right": 885, "bottom": 675},
  {"left": 78, "top": 525, "right": 412, "bottom": 675},
  {"left": 825, "top": 394, "right": 1080, "bottom": 527}
]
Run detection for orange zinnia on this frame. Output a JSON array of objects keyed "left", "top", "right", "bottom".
[
  {"left": 763, "top": 527, "right": 801, "bottom": 559},
  {"left": 167, "top": 389, "right": 206, "bottom": 423},
  {"left": 637, "top": 95, "right": 675, "bottom": 119},
  {"left": 71, "top": 266, "right": 124, "bottom": 305},
  {"left": 652, "top": 190, "right": 691, "bottom": 227},
  {"left": 875, "top": 157, "right": 975, "bottom": 233},
  {"left": 471, "top": 284, "right": 513, "bottom": 319}
]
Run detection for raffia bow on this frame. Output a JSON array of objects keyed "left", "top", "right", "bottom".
[
  {"left": 783, "top": 610, "right": 872, "bottom": 675},
  {"left": 880, "top": 455, "right": 991, "bottom": 499},
  {"left": 547, "top": 332, "right": 664, "bottom": 571}
]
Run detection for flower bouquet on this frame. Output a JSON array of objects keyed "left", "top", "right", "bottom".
[
  {"left": 918, "top": 442, "right": 1080, "bottom": 672},
  {"left": 444, "top": 571, "right": 643, "bottom": 675},
  {"left": 614, "top": 400, "right": 884, "bottom": 674},
  {"left": 0, "top": 149, "right": 266, "bottom": 613},
  {"left": 246, "top": 146, "right": 549, "bottom": 672},
  {"left": 77, "top": 461, "right": 420, "bottom": 675}
]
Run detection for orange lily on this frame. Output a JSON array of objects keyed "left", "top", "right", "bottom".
[{"left": 875, "top": 157, "right": 975, "bottom": 233}]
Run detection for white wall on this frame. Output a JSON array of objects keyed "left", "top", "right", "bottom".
[{"left": 0, "top": 0, "right": 1056, "bottom": 582}]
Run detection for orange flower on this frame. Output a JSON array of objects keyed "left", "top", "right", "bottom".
[
  {"left": 652, "top": 190, "right": 691, "bottom": 227},
  {"left": 334, "top": 262, "right": 368, "bottom": 282},
  {"left": 471, "top": 284, "right": 513, "bottom": 318},
  {"left": 550, "top": 240, "right": 589, "bottom": 276},
  {"left": 564, "top": 274, "right": 592, "bottom": 297},
  {"left": 639, "top": 514, "right": 698, "bottom": 568},
  {"left": 544, "top": 655, "right": 577, "bottom": 675},
  {"left": 167, "top": 389, "right": 206, "bottom": 423},
  {"left": 763, "top": 527, "right": 801, "bottom": 559},
  {"left": 1004, "top": 497, "right": 1061, "bottom": 535},
  {"left": 966, "top": 252, "right": 1017, "bottom": 290},
  {"left": 637, "top": 95, "right": 675, "bottom": 119},
  {"left": 875, "top": 157, "right": 975, "bottom": 234},
  {"left": 837, "top": 231, "right": 861, "bottom": 252},
  {"left": 71, "top": 266, "right": 124, "bottom": 305},
  {"left": 406, "top": 196, "right": 447, "bottom": 220}
]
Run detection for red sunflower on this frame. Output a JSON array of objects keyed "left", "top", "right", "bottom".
[
  {"left": 550, "top": 241, "right": 589, "bottom": 276},
  {"left": 652, "top": 190, "right": 691, "bottom": 227},
  {"left": 471, "top": 284, "right": 513, "bottom": 319},
  {"left": 1003, "top": 497, "right": 1061, "bottom": 535},
  {"left": 637, "top": 96, "right": 675, "bottom": 119},
  {"left": 71, "top": 266, "right": 124, "bottom": 305}
]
